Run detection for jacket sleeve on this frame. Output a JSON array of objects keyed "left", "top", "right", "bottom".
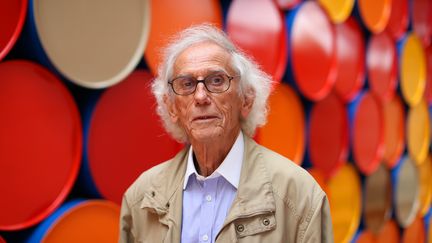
[
  {"left": 301, "top": 193, "right": 334, "bottom": 243},
  {"left": 119, "top": 194, "right": 135, "bottom": 243}
]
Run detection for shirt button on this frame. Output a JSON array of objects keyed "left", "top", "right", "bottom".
[
  {"left": 202, "top": 234, "right": 209, "bottom": 241},
  {"left": 236, "top": 224, "right": 245, "bottom": 232},
  {"left": 262, "top": 218, "right": 270, "bottom": 226},
  {"left": 206, "top": 195, "right": 212, "bottom": 202}
]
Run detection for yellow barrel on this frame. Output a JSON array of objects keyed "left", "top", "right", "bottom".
[
  {"left": 328, "top": 163, "right": 362, "bottom": 243},
  {"left": 400, "top": 33, "right": 427, "bottom": 107},
  {"left": 407, "top": 99, "right": 430, "bottom": 164},
  {"left": 418, "top": 155, "right": 432, "bottom": 216},
  {"left": 257, "top": 83, "right": 305, "bottom": 165},
  {"left": 394, "top": 156, "right": 420, "bottom": 228},
  {"left": 318, "top": 0, "right": 354, "bottom": 23}
]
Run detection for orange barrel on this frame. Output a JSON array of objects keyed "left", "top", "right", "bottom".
[
  {"left": 144, "top": 0, "right": 222, "bottom": 75},
  {"left": 412, "top": 0, "right": 432, "bottom": 46},
  {"left": 287, "top": 1, "right": 337, "bottom": 101},
  {"left": 402, "top": 216, "right": 425, "bottom": 243},
  {"left": 419, "top": 156, "right": 432, "bottom": 216},
  {"left": 327, "top": 163, "right": 362, "bottom": 243},
  {"left": 274, "top": 0, "right": 301, "bottom": 10},
  {"left": 0, "top": 0, "right": 27, "bottom": 60},
  {"left": 363, "top": 164, "right": 392, "bottom": 234},
  {"left": 31, "top": 0, "right": 150, "bottom": 88},
  {"left": 318, "top": 0, "right": 354, "bottom": 23},
  {"left": 382, "top": 95, "right": 405, "bottom": 169},
  {"left": 333, "top": 17, "right": 365, "bottom": 103},
  {"left": 384, "top": 0, "right": 408, "bottom": 40},
  {"left": 307, "top": 168, "right": 328, "bottom": 194},
  {"left": 393, "top": 156, "right": 420, "bottom": 228},
  {"left": 227, "top": 0, "right": 287, "bottom": 84},
  {"left": 84, "top": 70, "right": 181, "bottom": 204},
  {"left": 366, "top": 32, "right": 398, "bottom": 102},
  {"left": 256, "top": 83, "right": 305, "bottom": 165},
  {"left": 27, "top": 200, "right": 119, "bottom": 243},
  {"left": 407, "top": 99, "right": 430, "bottom": 165},
  {"left": 308, "top": 92, "right": 349, "bottom": 178},
  {"left": 355, "top": 230, "right": 376, "bottom": 243},
  {"left": 399, "top": 32, "right": 427, "bottom": 107},
  {"left": 425, "top": 46, "right": 432, "bottom": 105},
  {"left": 349, "top": 91, "right": 384, "bottom": 175},
  {"left": 357, "top": 0, "right": 391, "bottom": 33},
  {"left": 428, "top": 207, "right": 432, "bottom": 243},
  {"left": 0, "top": 60, "right": 82, "bottom": 230},
  {"left": 376, "top": 220, "right": 400, "bottom": 243}
]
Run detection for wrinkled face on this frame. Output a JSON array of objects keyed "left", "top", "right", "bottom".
[{"left": 165, "top": 42, "right": 253, "bottom": 143}]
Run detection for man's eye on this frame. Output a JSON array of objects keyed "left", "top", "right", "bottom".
[
  {"left": 181, "top": 79, "right": 194, "bottom": 87},
  {"left": 208, "top": 75, "right": 225, "bottom": 85}
]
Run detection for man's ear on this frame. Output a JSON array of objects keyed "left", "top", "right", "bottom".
[
  {"left": 241, "top": 88, "right": 255, "bottom": 119},
  {"left": 163, "top": 95, "right": 178, "bottom": 123}
]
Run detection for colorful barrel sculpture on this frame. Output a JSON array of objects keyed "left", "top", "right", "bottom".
[
  {"left": 307, "top": 168, "right": 328, "bottom": 194},
  {"left": 0, "top": 60, "right": 82, "bottom": 230},
  {"left": 27, "top": 200, "right": 120, "bottom": 243},
  {"left": 412, "top": 0, "right": 432, "bottom": 46},
  {"left": 287, "top": 1, "right": 337, "bottom": 101},
  {"left": 328, "top": 163, "right": 362, "bottom": 243},
  {"left": 363, "top": 164, "right": 392, "bottom": 234},
  {"left": 384, "top": 0, "right": 408, "bottom": 40},
  {"left": 144, "top": 0, "right": 222, "bottom": 74},
  {"left": 350, "top": 91, "right": 384, "bottom": 175},
  {"left": 31, "top": 0, "right": 150, "bottom": 88},
  {"left": 399, "top": 33, "right": 427, "bottom": 107},
  {"left": 367, "top": 32, "right": 397, "bottom": 102},
  {"left": 394, "top": 156, "right": 420, "bottom": 228},
  {"left": 226, "top": 0, "right": 287, "bottom": 83},
  {"left": 85, "top": 70, "right": 181, "bottom": 204},
  {"left": 308, "top": 92, "right": 349, "bottom": 178},
  {"left": 318, "top": 0, "right": 354, "bottom": 23},
  {"left": 382, "top": 95, "right": 405, "bottom": 168},
  {"left": 425, "top": 46, "right": 432, "bottom": 105},
  {"left": 274, "top": 0, "right": 301, "bottom": 10},
  {"left": 257, "top": 83, "right": 305, "bottom": 165},
  {"left": 0, "top": 0, "right": 27, "bottom": 60},
  {"left": 402, "top": 216, "right": 425, "bottom": 243},
  {"left": 355, "top": 230, "right": 375, "bottom": 243},
  {"left": 419, "top": 156, "right": 432, "bottom": 216},
  {"left": 376, "top": 220, "right": 400, "bottom": 243},
  {"left": 357, "top": 0, "right": 391, "bottom": 33},
  {"left": 333, "top": 17, "right": 365, "bottom": 103},
  {"left": 407, "top": 99, "right": 430, "bottom": 165}
]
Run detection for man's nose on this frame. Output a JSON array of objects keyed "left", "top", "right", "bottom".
[{"left": 193, "top": 83, "right": 210, "bottom": 104}]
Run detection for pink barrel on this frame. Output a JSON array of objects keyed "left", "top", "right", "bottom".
[
  {"left": 0, "top": 0, "right": 27, "bottom": 60},
  {"left": 333, "top": 16, "right": 365, "bottom": 103},
  {"left": 227, "top": 0, "right": 287, "bottom": 84}
]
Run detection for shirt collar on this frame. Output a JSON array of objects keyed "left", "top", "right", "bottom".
[{"left": 183, "top": 131, "right": 244, "bottom": 190}]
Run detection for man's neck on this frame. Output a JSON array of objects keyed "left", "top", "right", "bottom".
[{"left": 190, "top": 130, "right": 240, "bottom": 177}]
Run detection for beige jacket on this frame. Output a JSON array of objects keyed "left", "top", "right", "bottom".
[{"left": 119, "top": 135, "right": 333, "bottom": 243}]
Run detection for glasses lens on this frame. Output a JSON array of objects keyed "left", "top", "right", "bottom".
[
  {"left": 205, "top": 73, "right": 229, "bottom": 93},
  {"left": 172, "top": 77, "right": 196, "bottom": 95}
]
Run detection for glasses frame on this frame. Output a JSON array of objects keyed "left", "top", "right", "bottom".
[{"left": 168, "top": 72, "right": 239, "bottom": 96}]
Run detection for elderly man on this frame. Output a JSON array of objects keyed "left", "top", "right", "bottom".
[{"left": 119, "top": 24, "right": 333, "bottom": 243}]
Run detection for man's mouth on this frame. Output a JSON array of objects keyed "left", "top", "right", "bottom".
[{"left": 193, "top": 115, "right": 218, "bottom": 121}]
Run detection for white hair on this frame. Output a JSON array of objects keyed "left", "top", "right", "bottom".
[{"left": 151, "top": 24, "right": 273, "bottom": 143}]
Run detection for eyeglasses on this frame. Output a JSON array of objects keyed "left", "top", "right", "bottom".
[{"left": 168, "top": 72, "right": 238, "bottom": 96}]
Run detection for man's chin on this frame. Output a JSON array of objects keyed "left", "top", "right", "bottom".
[{"left": 189, "top": 128, "right": 222, "bottom": 142}]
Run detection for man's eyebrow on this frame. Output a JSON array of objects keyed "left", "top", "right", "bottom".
[{"left": 173, "top": 69, "right": 230, "bottom": 79}]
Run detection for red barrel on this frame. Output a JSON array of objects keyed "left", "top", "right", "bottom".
[
  {"left": 86, "top": 70, "right": 181, "bottom": 204},
  {"left": 274, "top": 0, "right": 301, "bottom": 10},
  {"left": 0, "top": 60, "right": 82, "bottom": 230},
  {"left": 288, "top": 1, "right": 337, "bottom": 101},
  {"left": 333, "top": 16, "right": 365, "bottom": 103},
  {"left": 425, "top": 45, "right": 432, "bottom": 105},
  {"left": 227, "top": 0, "right": 287, "bottom": 83},
  {"left": 385, "top": 0, "right": 408, "bottom": 40},
  {"left": 0, "top": 0, "right": 27, "bottom": 60},
  {"left": 367, "top": 32, "right": 398, "bottom": 102},
  {"left": 308, "top": 92, "right": 349, "bottom": 178},
  {"left": 351, "top": 92, "right": 385, "bottom": 175},
  {"left": 412, "top": 0, "right": 432, "bottom": 46}
]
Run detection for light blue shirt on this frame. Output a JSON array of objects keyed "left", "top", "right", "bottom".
[{"left": 181, "top": 132, "right": 244, "bottom": 243}]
